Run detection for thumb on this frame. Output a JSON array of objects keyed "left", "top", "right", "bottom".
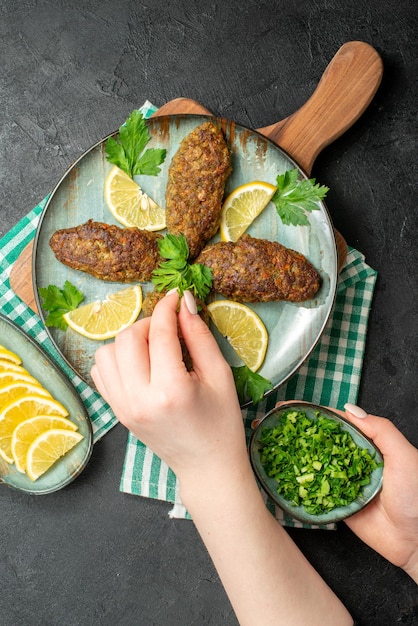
[{"left": 344, "top": 404, "right": 412, "bottom": 459}]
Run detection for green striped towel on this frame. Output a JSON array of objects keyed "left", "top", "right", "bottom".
[{"left": 0, "top": 101, "right": 377, "bottom": 528}]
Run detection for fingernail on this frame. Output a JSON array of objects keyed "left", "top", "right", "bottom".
[
  {"left": 183, "top": 290, "right": 197, "bottom": 315},
  {"left": 165, "top": 288, "right": 178, "bottom": 296},
  {"left": 344, "top": 403, "right": 368, "bottom": 418}
]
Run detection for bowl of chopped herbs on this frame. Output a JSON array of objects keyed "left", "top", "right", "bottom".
[{"left": 249, "top": 402, "right": 384, "bottom": 524}]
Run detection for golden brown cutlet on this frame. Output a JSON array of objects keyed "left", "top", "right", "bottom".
[
  {"left": 49, "top": 220, "right": 162, "bottom": 282},
  {"left": 165, "top": 121, "right": 231, "bottom": 259},
  {"left": 195, "top": 235, "right": 321, "bottom": 302}
]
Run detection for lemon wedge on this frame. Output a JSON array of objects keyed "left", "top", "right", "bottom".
[
  {"left": 26, "top": 428, "right": 84, "bottom": 481},
  {"left": 0, "top": 394, "right": 69, "bottom": 463},
  {"left": 104, "top": 165, "right": 166, "bottom": 231},
  {"left": 220, "top": 181, "right": 277, "bottom": 242},
  {"left": 11, "top": 415, "right": 78, "bottom": 474},
  {"left": 207, "top": 300, "right": 268, "bottom": 372},
  {"left": 63, "top": 285, "right": 142, "bottom": 340}
]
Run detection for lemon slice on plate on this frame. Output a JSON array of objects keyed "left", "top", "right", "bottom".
[
  {"left": 0, "top": 345, "right": 22, "bottom": 365},
  {"left": 207, "top": 300, "right": 268, "bottom": 372},
  {"left": 0, "top": 381, "right": 51, "bottom": 408},
  {"left": 0, "top": 394, "right": 69, "bottom": 463},
  {"left": 0, "top": 371, "right": 41, "bottom": 387},
  {"left": 220, "top": 181, "right": 277, "bottom": 242},
  {"left": 63, "top": 285, "right": 142, "bottom": 340},
  {"left": 0, "top": 362, "right": 32, "bottom": 376},
  {"left": 104, "top": 165, "right": 166, "bottom": 231},
  {"left": 11, "top": 415, "right": 78, "bottom": 474},
  {"left": 26, "top": 428, "right": 84, "bottom": 482}
]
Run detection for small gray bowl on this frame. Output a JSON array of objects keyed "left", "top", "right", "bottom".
[{"left": 249, "top": 402, "right": 384, "bottom": 525}]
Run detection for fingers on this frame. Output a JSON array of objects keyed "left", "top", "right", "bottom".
[
  {"left": 147, "top": 289, "right": 188, "bottom": 384},
  {"left": 91, "top": 316, "right": 152, "bottom": 413},
  {"left": 91, "top": 362, "right": 111, "bottom": 404},
  {"left": 177, "top": 292, "right": 233, "bottom": 381},
  {"left": 343, "top": 404, "right": 414, "bottom": 459}
]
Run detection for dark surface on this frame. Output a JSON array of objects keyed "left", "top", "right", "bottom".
[{"left": 1, "top": 1, "right": 417, "bottom": 624}]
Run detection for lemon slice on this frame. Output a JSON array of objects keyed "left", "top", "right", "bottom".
[
  {"left": 0, "top": 381, "right": 51, "bottom": 409},
  {"left": 11, "top": 415, "right": 78, "bottom": 473},
  {"left": 0, "top": 345, "right": 22, "bottom": 365},
  {"left": 0, "top": 394, "right": 69, "bottom": 463},
  {"left": 0, "top": 371, "right": 41, "bottom": 387},
  {"left": 0, "top": 362, "right": 31, "bottom": 376},
  {"left": 207, "top": 300, "right": 268, "bottom": 371},
  {"left": 104, "top": 165, "right": 166, "bottom": 231},
  {"left": 220, "top": 181, "right": 277, "bottom": 242},
  {"left": 63, "top": 285, "right": 142, "bottom": 340},
  {"left": 26, "top": 428, "right": 84, "bottom": 481}
]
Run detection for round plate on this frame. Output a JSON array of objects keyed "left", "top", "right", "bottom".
[
  {"left": 0, "top": 314, "right": 92, "bottom": 494},
  {"left": 33, "top": 114, "right": 337, "bottom": 404}
]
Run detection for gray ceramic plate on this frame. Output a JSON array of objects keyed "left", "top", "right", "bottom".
[
  {"left": 0, "top": 314, "right": 92, "bottom": 494},
  {"left": 249, "top": 402, "right": 384, "bottom": 524},
  {"left": 34, "top": 114, "right": 338, "bottom": 403}
]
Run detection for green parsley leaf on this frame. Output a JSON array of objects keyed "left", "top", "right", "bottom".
[
  {"left": 105, "top": 110, "right": 166, "bottom": 179},
  {"left": 232, "top": 365, "right": 273, "bottom": 405},
  {"left": 272, "top": 168, "right": 329, "bottom": 226},
  {"left": 38, "top": 280, "right": 84, "bottom": 331},
  {"left": 151, "top": 234, "right": 213, "bottom": 300},
  {"left": 134, "top": 148, "right": 167, "bottom": 177}
]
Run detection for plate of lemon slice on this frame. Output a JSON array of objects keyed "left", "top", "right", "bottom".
[{"left": 0, "top": 314, "right": 92, "bottom": 494}]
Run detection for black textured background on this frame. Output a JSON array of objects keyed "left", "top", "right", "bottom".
[{"left": 1, "top": 1, "right": 417, "bottom": 624}]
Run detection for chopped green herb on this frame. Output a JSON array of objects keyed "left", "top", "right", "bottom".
[
  {"left": 151, "top": 233, "right": 213, "bottom": 300},
  {"left": 232, "top": 365, "right": 273, "bottom": 405},
  {"left": 105, "top": 110, "right": 166, "bottom": 179},
  {"left": 272, "top": 168, "right": 329, "bottom": 226},
  {"left": 258, "top": 409, "right": 382, "bottom": 515},
  {"left": 38, "top": 280, "right": 84, "bottom": 331}
]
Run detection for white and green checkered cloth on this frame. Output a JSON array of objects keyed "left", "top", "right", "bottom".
[{"left": 0, "top": 102, "right": 377, "bottom": 528}]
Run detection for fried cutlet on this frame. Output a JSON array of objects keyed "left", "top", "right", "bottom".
[
  {"left": 195, "top": 235, "right": 321, "bottom": 302},
  {"left": 49, "top": 220, "right": 162, "bottom": 282},
  {"left": 165, "top": 121, "right": 231, "bottom": 259}
]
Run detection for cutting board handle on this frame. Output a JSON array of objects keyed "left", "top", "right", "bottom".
[{"left": 258, "top": 41, "right": 383, "bottom": 175}]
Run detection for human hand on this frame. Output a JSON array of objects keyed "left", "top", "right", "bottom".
[
  {"left": 341, "top": 404, "right": 418, "bottom": 583},
  {"left": 91, "top": 290, "right": 247, "bottom": 500},
  {"left": 271, "top": 400, "right": 418, "bottom": 583}
]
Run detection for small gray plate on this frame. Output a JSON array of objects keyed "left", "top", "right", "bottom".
[{"left": 0, "top": 314, "right": 92, "bottom": 494}]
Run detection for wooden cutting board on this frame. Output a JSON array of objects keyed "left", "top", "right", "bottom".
[{"left": 9, "top": 41, "right": 383, "bottom": 313}]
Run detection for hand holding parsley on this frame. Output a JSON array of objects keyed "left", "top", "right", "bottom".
[{"left": 152, "top": 233, "right": 213, "bottom": 300}]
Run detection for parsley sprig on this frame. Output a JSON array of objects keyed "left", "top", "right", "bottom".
[
  {"left": 38, "top": 280, "right": 84, "bottom": 331},
  {"left": 272, "top": 168, "right": 329, "bottom": 226},
  {"left": 232, "top": 365, "right": 273, "bottom": 405},
  {"left": 105, "top": 110, "right": 166, "bottom": 179},
  {"left": 151, "top": 234, "right": 213, "bottom": 300}
]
